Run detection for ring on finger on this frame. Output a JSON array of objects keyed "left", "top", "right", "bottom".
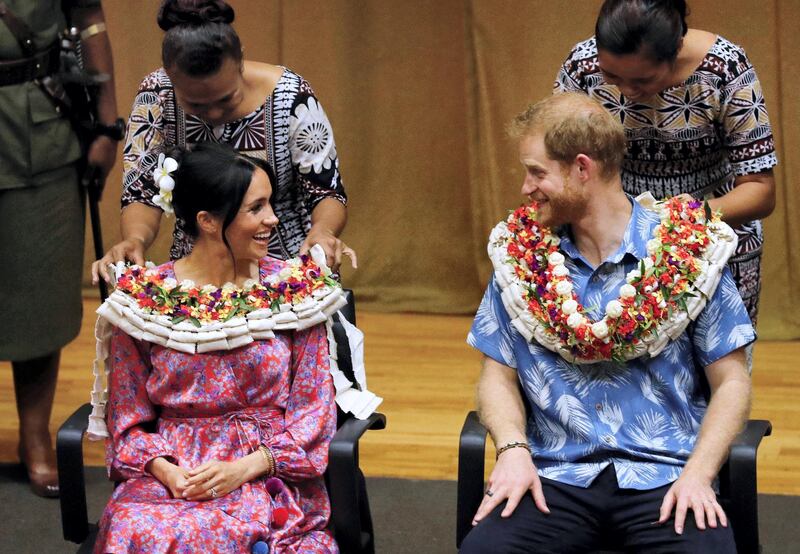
[
  {"left": 210, "top": 487, "right": 218, "bottom": 498},
  {"left": 485, "top": 489, "right": 494, "bottom": 497}
]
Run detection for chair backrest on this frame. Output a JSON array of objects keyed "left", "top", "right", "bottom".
[
  {"left": 331, "top": 289, "right": 359, "bottom": 427},
  {"left": 340, "top": 288, "right": 356, "bottom": 326}
]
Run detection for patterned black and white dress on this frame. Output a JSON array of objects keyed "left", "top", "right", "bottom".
[
  {"left": 121, "top": 67, "right": 346, "bottom": 260},
  {"left": 555, "top": 36, "right": 777, "bottom": 324}
]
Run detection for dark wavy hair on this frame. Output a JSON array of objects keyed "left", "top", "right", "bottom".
[
  {"left": 167, "top": 142, "right": 277, "bottom": 261},
  {"left": 158, "top": 0, "right": 242, "bottom": 76},
  {"left": 595, "top": 0, "right": 689, "bottom": 63}
]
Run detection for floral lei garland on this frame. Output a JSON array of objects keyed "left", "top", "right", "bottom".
[
  {"left": 87, "top": 246, "right": 383, "bottom": 440},
  {"left": 114, "top": 254, "right": 338, "bottom": 327},
  {"left": 488, "top": 194, "right": 737, "bottom": 363}
]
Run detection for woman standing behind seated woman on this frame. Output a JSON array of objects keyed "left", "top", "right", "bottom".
[
  {"left": 93, "top": 0, "right": 354, "bottom": 284},
  {"left": 555, "top": 0, "right": 777, "bottom": 326},
  {"left": 95, "top": 143, "right": 338, "bottom": 553}
]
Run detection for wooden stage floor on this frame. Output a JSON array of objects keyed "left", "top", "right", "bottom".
[{"left": 1, "top": 298, "right": 798, "bottom": 494}]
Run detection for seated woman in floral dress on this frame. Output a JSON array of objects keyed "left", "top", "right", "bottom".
[{"left": 91, "top": 142, "right": 342, "bottom": 553}]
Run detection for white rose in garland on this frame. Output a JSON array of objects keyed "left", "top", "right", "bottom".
[
  {"left": 555, "top": 280, "right": 573, "bottom": 296},
  {"left": 606, "top": 300, "right": 624, "bottom": 319},
  {"left": 619, "top": 284, "right": 637, "bottom": 298},
  {"left": 561, "top": 299, "right": 578, "bottom": 315},
  {"left": 591, "top": 320, "right": 609, "bottom": 339},
  {"left": 567, "top": 312, "right": 585, "bottom": 329},
  {"left": 553, "top": 264, "right": 570, "bottom": 277},
  {"left": 548, "top": 252, "right": 565, "bottom": 265}
]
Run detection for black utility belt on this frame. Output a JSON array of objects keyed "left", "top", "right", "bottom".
[{"left": 0, "top": 43, "right": 59, "bottom": 87}]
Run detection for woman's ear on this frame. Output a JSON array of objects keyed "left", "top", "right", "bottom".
[{"left": 196, "top": 211, "right": 220, "bottom": 236}]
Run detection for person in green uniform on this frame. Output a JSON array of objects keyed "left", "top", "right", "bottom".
[{"left": 0, "top": 0, "right": 119, "bottom": 497}]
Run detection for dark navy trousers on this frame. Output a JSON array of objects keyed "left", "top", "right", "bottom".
[{"left": 460, "top": 466, "right": 736, "bottom": 553}]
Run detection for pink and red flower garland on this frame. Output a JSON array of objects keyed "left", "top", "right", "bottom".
[
  {"left": 115, "top": 255, "right": 337, "bottom": 326},
  {"left": 501, "top": 198, "right": 718, "bottom": 362}
]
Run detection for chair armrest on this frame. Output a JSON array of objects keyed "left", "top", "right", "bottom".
[
  {"left": 457, "top": 411, "right": 489, "bottom": 548},
  {"left": 720, "top": 419, "right": 772, "bottom": 554},
  {"left": 328, "top": 412, "right": 386, "bottom": 553},
  {"left": 56, "top": 403, "right": 93, "bottom": 544}
]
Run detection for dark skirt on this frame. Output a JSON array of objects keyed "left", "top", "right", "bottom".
[{"left": 0, "top": 166, "right": 84, "bottom": 360}]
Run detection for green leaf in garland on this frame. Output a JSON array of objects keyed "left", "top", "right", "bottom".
[
  {"left": 189, "top": 317, "right": 201, "bottom": 328},
  {"left": 223, "top": 308, "right": 239, "bottom": 322},
  {"left": 170, "top": 315, "right": 186, "bottom": 325},
  {"left": 704, "top": 200, "right": 712, "bottom": 221}
]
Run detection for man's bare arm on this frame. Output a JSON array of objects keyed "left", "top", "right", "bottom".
[
  {"left": 472, "top": 357, "right": 549, "bottom": 524},
  {"left": 658, "top": 347, "right": 752, "bottom": 534}
]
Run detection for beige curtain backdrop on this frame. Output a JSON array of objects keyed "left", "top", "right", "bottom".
[{"left": 87, "top": 0, "right": 799, "bottom": 339}]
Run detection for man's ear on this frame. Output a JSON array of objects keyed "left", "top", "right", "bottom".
[
  {"left": 574, "top": 154, "right": 594, "bottom": 182},
  {"left": 197, "top": 211, "right": 220, "bottom": 235}
]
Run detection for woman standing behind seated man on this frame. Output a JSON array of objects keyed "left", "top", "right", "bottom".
[
  {"left": 95, "top": 143, "right": 338, "bottom": 553},
  {"left": 555, "top": 0, "right": 777, "bottom": 327}
]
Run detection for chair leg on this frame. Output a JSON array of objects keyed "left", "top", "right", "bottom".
[
  {"left": 358, "top": 469, "right": 375, "bottom": 554},
  {"left": 457, "top": 411, "right": 488, "bottom": 548}
]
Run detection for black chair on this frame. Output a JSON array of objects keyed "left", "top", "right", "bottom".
[
  {"left": 57, "top": 289, "right": 386, "bottom": 554},
  {"left": 456, "top": 411, "right": 772, "bottom": 554}
]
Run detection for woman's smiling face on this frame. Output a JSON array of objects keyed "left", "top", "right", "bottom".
[{"left": 223, "top": 167, "right": 279, "bottom": 262}]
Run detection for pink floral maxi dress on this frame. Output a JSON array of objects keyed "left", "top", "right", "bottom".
[{"left": 94, "top": 262, "right": 338, "bottom": 553}]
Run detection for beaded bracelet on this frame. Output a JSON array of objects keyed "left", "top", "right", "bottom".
[
  {"left": 495, "top": 441, "right": 531, "bottom": 459},
  {"left": 258, "top": 445, "right": 276, "bottom": 477}
]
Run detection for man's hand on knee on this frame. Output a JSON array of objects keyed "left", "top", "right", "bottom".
[
  {"left": 472, "top": 448, "right": 550, "bottom": 525},
  {"left": 657, "top": 470, "right": 727, "bottom": 535}
]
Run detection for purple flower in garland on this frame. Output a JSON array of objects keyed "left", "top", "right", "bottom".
[{"left": 688, "top": 200, "right": 702, "bottom": 210}]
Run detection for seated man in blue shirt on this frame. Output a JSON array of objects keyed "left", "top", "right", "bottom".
[{"left": 461, "top": 92, "right": 753, "bottom": 553}]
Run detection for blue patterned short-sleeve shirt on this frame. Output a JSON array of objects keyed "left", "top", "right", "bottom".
[{"left": 468, "top": 198, "right": 755, "bottom": 490}]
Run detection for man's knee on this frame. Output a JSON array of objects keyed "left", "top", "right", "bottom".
[
  {"left": 632, "top": 517, "right": 737, "bottom": 553},
  {"left": 459, "top": 521, "right": 495, "bottom": 554},
  {"left": 459, "top": 518, "right": 540, "bottom": 554},
  {"left": 459, "top": 506, "right": 537, "bottom": 554},
  {"left": 459, "top": 498, "right": 568, "bottom": 554}
]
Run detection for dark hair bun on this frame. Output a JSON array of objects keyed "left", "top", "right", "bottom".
[{"left": 158, "top": 0, "right": 235, "bottom": 31}]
